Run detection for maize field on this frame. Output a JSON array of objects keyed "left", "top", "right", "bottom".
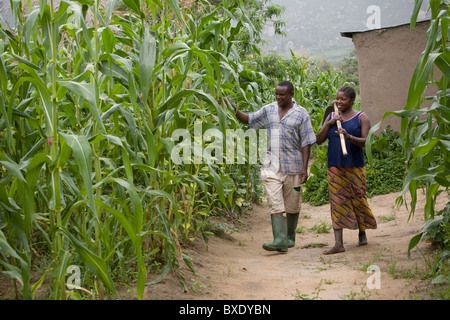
[{"left": 0, "top": 0, "right": 346, "bottom": 299}]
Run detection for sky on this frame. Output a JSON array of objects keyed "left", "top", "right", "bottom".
[{"left": 260, "top": 0, "right": 432, "bottom": 60}]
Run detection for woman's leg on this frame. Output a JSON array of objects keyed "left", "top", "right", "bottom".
[{"left": 323, "top": 228, "right": 345, "bottom": 255}]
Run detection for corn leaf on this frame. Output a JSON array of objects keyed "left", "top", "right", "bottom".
[
  {"left": 0, "top": 230, "right": 32, "bottom": 299},
  {"left": 59, "top": 132, "right": 95, "bottom": 215},
  {"left": 50, "top": 249, "right": 72, "bottom": 300},
  {"left": 62, "top": 229, "right": 118, "bottom": 297},
  {"left": 139, "top": 28, "right": 156, "bottom": 107},
  {"left": 58, "top": 81, "right": 105, "bottom": 133}
]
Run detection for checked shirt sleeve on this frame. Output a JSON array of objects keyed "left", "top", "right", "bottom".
[
  {"left": 248, "top": 105, "right": 268, "bottom": 130},
  {"left": 299, "top": 112, "right": 316, "bottom": 148}
]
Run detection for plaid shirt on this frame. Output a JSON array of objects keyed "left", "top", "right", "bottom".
[{"left": 248, "top": 100, "right": 316, "bottom": 174}]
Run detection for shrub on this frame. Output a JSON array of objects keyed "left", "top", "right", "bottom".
[{"left": 304, "top": 126, "right": 406, "bottom": 206}]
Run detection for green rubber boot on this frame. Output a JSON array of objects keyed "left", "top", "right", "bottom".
[
  {"left": 263, "top": 215, "right": 288, "bottom": 253},
  {"left": 287, "top": 213, "right": 299, "bottom": 248}
]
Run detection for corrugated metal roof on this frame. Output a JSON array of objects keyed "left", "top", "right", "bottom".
[{"left": 340, "top": 19, "right": 431, "bottom": 38}]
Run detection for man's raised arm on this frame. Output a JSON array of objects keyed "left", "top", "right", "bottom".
[{"left": 224, "top": 98, "right": 249, "bottom": 124}]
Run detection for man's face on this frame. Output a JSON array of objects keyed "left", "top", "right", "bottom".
[{"left": 275, "top": 86, "right": 293, "bottom": 108}]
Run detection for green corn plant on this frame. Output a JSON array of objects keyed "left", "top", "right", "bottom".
[
  {"left": 1, "top": 0, "right": 349, "bottom": 300},
  {"left": 0, "top": 0, "right": 275, "bottom": 300},
  {"left": 367, "top": 0, "right": 449, "bottom": 219},
  {"left": 366, "top": 0, "right": 449, "bottom": 278}
]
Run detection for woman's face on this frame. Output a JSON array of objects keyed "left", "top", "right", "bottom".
[{"left": 335, "top": 91, "right": 353, "bottom": 112}]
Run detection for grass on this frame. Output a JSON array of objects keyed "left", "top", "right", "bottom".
[
  {"left": 311, "top": 221, "right": 332, "bottom": 234},
  {"left": 377, "top": 213, "right": 397, "bottom": 223}
]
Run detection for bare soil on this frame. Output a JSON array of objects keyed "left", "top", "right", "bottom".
[
  {"left": 0, "top": 191, "right": 447, "bottom": 301},
  {"left": 145, "top": 190, "right": 448, "bottom": 300}
]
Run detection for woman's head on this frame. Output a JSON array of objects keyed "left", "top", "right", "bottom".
[
  {"left": 337, "top": 86, "right": 356, "bottom": 103},
  {"left": 335, "top": 86, "right": 356, "bottom": 112}
]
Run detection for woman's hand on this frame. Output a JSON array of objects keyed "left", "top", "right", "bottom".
[
  {"left": 336, "top": 128, "right": 350, "bottom": 141},
  {"left": 329, "top": 112, "right": 342, "bottom": 126}
]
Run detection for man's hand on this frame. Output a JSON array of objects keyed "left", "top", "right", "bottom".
[
  {"left": 299, "top": 144, "right": 311, "bottom": 185},
  {"left": 299, "top": 168, "right": 308, "bottom": 185},
  {"left": 223, "top": 97, "right": 249, "bottom": 124}
]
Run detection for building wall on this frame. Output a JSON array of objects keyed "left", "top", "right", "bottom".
[{"left": 351, "top": 21, "right": 431, "bottom": 132}]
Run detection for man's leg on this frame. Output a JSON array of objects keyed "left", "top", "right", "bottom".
[
  {"left": 263, "top": 214, "right": 288, "bottom": 252},
  {"left": 260, "top": 170, "right": 288, "bottom": 253},
  {"left": 286, "top": 213, "right": 299, "bottom": 248},
  {"left": 284, "top": 175, "right": 302, "bottom": 248}
]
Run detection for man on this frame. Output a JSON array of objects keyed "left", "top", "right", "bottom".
[{"left": 229, "top": 81, "right": 316, "bottom": 252}]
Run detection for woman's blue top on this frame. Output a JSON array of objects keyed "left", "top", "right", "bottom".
[{"left": 326, "top": 112, "right": 365, "bottom": 167}]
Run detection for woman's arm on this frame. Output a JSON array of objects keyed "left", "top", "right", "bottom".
[
  {"left": 316, "top": 113, "right": 339, "bottom": 145},
  {"left": 336, "top": 112, "right": 371, "bottom": 148}
]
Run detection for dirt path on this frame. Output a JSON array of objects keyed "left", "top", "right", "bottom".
[{"left": 146, "top": 190, "right": 447, "bottom": 300}]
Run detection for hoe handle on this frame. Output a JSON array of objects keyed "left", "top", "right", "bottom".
[{"left": 334, "top": 103, "right": 348, "bottom": 157}]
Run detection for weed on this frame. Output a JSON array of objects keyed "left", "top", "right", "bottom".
[
  {"left": 340, "top": 287, "right": 373, "bottom": 300},
  {"left": 190, "top": 278, "right": 207, "bottom": 292},
  {"left": 293, "top": 279, "right": 325, "bottom": 300},
  {"left": 296, "top": 226, "right": 306, "bottom": 234},
  {"left": 378, "top": 213, "right": 397, "bottom": 223},
  {"left": 312, "top": 221, "right": 332, "bottom": 234}
]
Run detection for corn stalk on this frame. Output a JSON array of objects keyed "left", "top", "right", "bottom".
[{"left": 0, "top": 0, "right": 273, "bottom": 299}]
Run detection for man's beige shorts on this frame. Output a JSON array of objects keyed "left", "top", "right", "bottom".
[{"left": 260, "top": 169, "right": 302, "bottom": 215}]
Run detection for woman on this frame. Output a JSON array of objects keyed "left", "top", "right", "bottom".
[{"left": 316, "top": 86, "right": 377, "bottom": 255}]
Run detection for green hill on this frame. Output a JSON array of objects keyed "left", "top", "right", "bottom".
[{"left": 260, "top": 0, "right": 431, "bottom": 64}]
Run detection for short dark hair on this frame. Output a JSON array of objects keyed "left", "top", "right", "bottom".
[
  {"left": 338, "top": 86, "right": 356, "bottom": 102},
  {"left": 277, "top": 81, "right": 294, "bottom": 94}
]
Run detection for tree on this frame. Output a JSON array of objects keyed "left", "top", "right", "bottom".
[
  {"left": 339, "top": 49, "right": 359, "bottom": 87},
  {"left": 222, "top": 0, "right": 286, "bottom": 58}
]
